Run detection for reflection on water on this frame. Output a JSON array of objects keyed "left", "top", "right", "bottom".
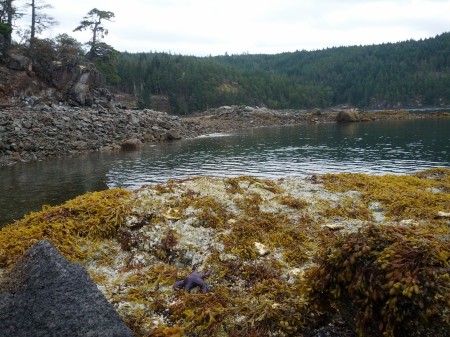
[{"left": 1, "top": 119, "right": 449, "bottom": 226}]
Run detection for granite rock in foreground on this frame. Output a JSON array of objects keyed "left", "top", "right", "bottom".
[{"left": 0, "top": 239, "right": 133, "bottom": 337}]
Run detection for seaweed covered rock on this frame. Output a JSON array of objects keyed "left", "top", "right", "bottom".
[
  {"left": 305, "top": 224, "right": 450, "bottom": 337},
  {"left": 0, "top": 189, "right": 132, "bottom": 268},
  {"left": 0, "top": 240, "right": 133, "bottom": 337},
  {"left": 121, "top": 138, "right": 144, "bottom": 151},
  {"left": 1, "top": 170, "right": 449, "bottom": 337}
]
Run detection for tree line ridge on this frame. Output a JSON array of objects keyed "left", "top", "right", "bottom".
[
  {"left": 113, "top": 33, "right": 450, "bottom": 114},
  {"left": 1, "top": 1, "right": 449, "bottom": 114}
]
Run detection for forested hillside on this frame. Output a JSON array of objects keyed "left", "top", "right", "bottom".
[{"left": 113, "top": 33, "right": 450, "bottom": 114}]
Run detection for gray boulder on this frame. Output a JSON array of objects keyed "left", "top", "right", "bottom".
[
  {"left": 0, "top": 240, "right": 133, "bottom": 337},
  {"left": 336, "top": 110, "right": 360, "bottom": 122},
  {"left": 8, "top": 54, "right": 32, "bottom": 71},
  {"left": 166, "top": 130, "right": 182, "bottom": 140},
  {"left": 121, "top": 138, "right": 143, "bottom": 151}
]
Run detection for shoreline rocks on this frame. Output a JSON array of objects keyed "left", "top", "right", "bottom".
[
  {"left": 0, "top": 105, "right": 200, "bottom": 167},
  {"left": 0, "top": 104, "right": 447, "bottom": 168}
]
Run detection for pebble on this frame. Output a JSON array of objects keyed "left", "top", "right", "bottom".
[{"left": 437, "top": 211, "right": 450, "bottom": 218}]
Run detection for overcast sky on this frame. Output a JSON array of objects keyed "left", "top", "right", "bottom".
[{"left": 16, "top": 0, "right": 450, "bottom": 56}]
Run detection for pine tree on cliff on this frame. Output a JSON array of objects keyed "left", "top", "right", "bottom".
[
  {"left": 73, "top": 8, "right": 115, "bottom": 61},
  {"left": 73, "top": 8, "right": 120, "bottom": 84},
  {"left": 27, "top": 0, "right": 58, "bottom": 42}
]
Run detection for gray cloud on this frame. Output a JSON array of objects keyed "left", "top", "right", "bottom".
[{"left": 15, "top": 0, "right": 450, "bottom": 56}]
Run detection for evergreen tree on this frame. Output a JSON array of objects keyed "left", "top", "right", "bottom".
[
  {"left": 73, "top": 8, "right": 118, "bottom": 83},
  {"left": 27, "top": 0, "right": 57, "bottom": 41},
  {"left": 112, "top": 33, "right": 450, "bottom": 113},
  {"left": 0, "top": 0, "right": 18, "bottom": 56},
  {"left": 73, "top": 8, "right": 114, "bottom": 60}
]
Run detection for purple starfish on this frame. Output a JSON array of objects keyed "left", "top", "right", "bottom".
[{"left": 173, "top": 271, "right": 211, "bottom": 293}]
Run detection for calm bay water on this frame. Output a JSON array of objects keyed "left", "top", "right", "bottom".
[{"left": 1, "top": 118, "right": 449, "bottom": 226}]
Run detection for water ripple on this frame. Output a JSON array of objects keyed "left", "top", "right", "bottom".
[
  {"left": 103, "top": 119, "right": 450, "bottom": 188},
  {"left": 1, "top": 119, "right": 449, "bottom": 226}
]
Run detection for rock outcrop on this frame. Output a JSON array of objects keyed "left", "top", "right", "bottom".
[
  {"left": 51, "top": 62, "right": 101, "bottom": 106},
  {"left": 7, "top": 54, "right": 32, "bottom": 72},
  {"left": 182, "top": 105, "right": 339, "bottom": 134},
  {"left": 0, "top": 59, "right": 102, "bottom": 106},
  {"left": 336, "top": 109, "right": 361, "bottom": 122},
  {"left": 121, "top": 138, "right": 144, "bottom": 151},
  {"left": 0, "top": 239, "right": 133, "bottom": 337}
]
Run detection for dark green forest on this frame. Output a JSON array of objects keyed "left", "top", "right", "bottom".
[
  {"left": 111, "top": 33, "right": 450, "bottom": 114},
  {"left": 1, "top": 0, "right": 449, "bottom": 115}
]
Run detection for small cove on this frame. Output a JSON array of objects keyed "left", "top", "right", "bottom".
[{"left": 1, "top": 118, "right": 449, "bottom": 227}]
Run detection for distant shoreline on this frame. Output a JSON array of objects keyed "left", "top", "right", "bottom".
[{"left": 1, "top": 105, "right": 448, "bottom": 168}]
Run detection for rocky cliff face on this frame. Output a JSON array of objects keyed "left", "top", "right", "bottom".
[
  {"left": 0, "top": 54, "right": 103, "bottom": 106},
  {"left": 51, "top": 62, "right": 101, "bottom": 106},
  {"left": 0, "top": 53, "right": 207, "bottom": 167}
]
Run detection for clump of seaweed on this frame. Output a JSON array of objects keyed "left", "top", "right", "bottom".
[
  {"left": 112, "top": 264, "right": 180, "bottom": 335},
  {"left": 0, "top": 188, "right": 131, "bottom": 267},
  {"left": 224, "top": 177, "right": 245, "bottom": 194},
  {"left": 304, "top": 223, "right": 450, "bottom": 337},
  {"left": 170, "top": 289, "right": 230, "bottom": 335},
  {"left": 156, "top": 229, "right": 180, "bottom": 262},
  {"left": 225, "top": 176, "right": 284, "bottom": 195},
  {"left": 182, "top": 195, "right": 230, "bottom": 229},
  {"left": 320, "top": 196, "right": 373, "bottom": 221},
  {"left": 321, "top": 168, "right": 450, "bottom": 221},
  {"left": 235, "top": 192, "right": 265, "bottom": 217},
  {"left": 150, "top": 325, "right": 184, "bottom": 337},
  {"left": 413, "top": 167, "right": 450, "bottom": 190},
  {"left": 279, "top": 195, "right": 309, "bottom": 209},
  {"left": 270, "top": 224, "right": 315, "bottom": 264},
  {"left": 166, "top": 274, "right": 307, "bottom": 337},
  {"left": 230, "top": 278, "right": 306, "bottom": 336},
  {"left": 220, "top": 212, "right": 289, "bottom": 259},
  {"left": 153, "top": 180, "right": 177, "bottom": 195}
]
